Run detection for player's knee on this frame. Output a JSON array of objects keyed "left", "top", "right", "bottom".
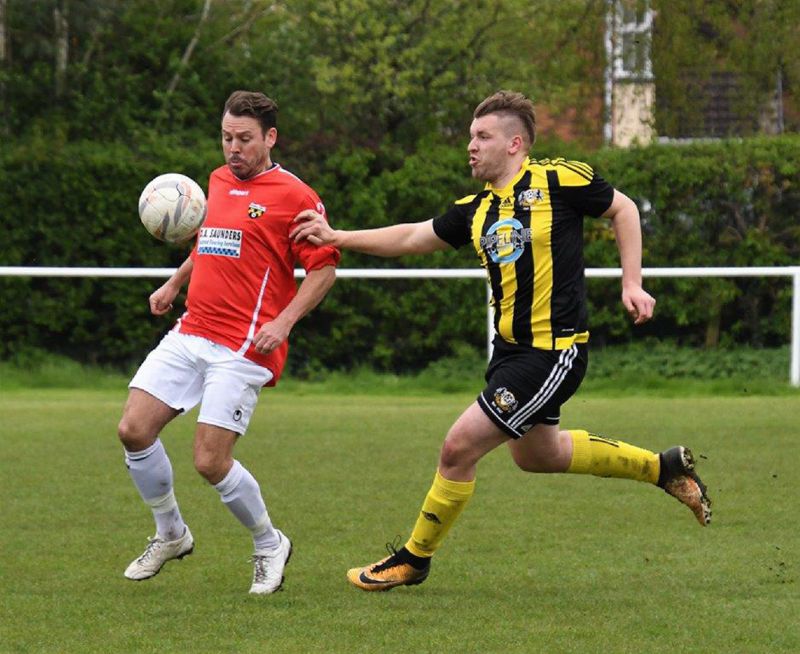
[
  {"left": 439, "top": 434, "right": 475, "bottom": 469},
  {"left": 117, "top": 416, "right": 152, "bottom": 451},
  {"left": 193, "top": 455, "right": 215, "bottom": 482},
  {"left": 193, "top": 452, "right": 225, "bottom": 484}
]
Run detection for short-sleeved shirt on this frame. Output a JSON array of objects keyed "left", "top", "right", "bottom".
[
  {"left": 176, "top": 163, "right": 340, "bottom": 384},
  {"left": 433, "top": 158, "right": 614, "bottom": 350}
]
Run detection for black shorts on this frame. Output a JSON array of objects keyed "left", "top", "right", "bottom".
[{"left": 477, "top": 338, "right": 588, "bottom": 439}]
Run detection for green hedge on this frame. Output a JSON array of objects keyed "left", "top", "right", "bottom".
[
  {"left": 0, "top": 136, "right": 215, "bottom": 367},
  {"left": 588, "top": 137, "right": 800, "bottom": 348},
  {"left": 1, "top": 135, "right": 798, "bottom": 374}
]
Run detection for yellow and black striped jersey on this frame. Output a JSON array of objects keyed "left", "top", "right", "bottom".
[{"left": 432, "top": 157, "right": 614, "bottom": 350}]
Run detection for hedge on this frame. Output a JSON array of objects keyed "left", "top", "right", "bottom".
[{"left": 1, "top": 134, "right": 798, "bottom": 374}]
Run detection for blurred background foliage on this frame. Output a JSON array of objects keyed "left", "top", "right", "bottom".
[{"left": 0, "top": 0, "right": 798, "bottom": 375}]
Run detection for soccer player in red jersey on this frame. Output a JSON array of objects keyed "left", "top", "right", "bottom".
[{"left": 118, "top": 91, "right": 339, "bottom": 594}]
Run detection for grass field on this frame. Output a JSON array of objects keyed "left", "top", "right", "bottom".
[{"left": 1, "top": 386, "right": 798, "bottom": 653}]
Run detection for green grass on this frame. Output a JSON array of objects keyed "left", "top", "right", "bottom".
[
  {"left": 2, "top": 342, "right": 797, "bottom": 396},
  {"left": 282, "top": 342, "right": 799, "bottom": 396},
  {"left": 1, "top": 387, "right": 798, "bottom": 653}
]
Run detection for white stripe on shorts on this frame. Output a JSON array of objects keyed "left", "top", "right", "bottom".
[{"left": 507, "top": 345, "right": 578, "bottom": 430}]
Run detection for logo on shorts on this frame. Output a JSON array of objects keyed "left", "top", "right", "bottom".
[
  {"left": 247, "top": 202, "right": 266, "bottom": 219},
  {"left": 232, "top": 409, "right": 243, "bottom": 422},
  {"left": 492, "top": 387, "right": 518, "bottom": 413}
]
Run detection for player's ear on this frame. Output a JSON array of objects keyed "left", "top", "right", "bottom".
[
  {"left": 508, "top": 134, "right": 524, "bottom": 155},
  {"left": 265, "top": 127, "right": 278, "bottom": 148}
]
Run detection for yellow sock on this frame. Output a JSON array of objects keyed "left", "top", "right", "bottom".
[
  {"left": 405, "top": 470, "right": 475, "bottom": 558},
  {"left": 567, "top": 429, "right": 659, "bottom": 484}
]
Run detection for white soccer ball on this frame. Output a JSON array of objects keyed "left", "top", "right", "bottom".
[{"left": 138, "top": 173, "right": 207, "bottom": 244}]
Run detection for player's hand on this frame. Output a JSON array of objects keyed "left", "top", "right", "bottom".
[
  {"left": 149, "top": 283, "right": 179, "bottom": 316},
  {"left": 290, "top": 209, "right": 337, "bottom": 246},
  {"left": 253, "top": 318, "right": 291, "bottom": 354},
  {"left": 622, "top": 285, "right": 656, "bottom": 325}
]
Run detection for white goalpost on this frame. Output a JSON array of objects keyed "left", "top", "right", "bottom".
[{"left": 1, "top": 265, "right": 799, "bottom": 386}]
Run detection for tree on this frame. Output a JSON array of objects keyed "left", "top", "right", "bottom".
[
  {"left": 53, "top": 0, "right": 68, "bottom": 99},
  {"left": 0, "top": 0, "right": 7, "bottom": 66},
  {"left": 652, "top": 0, "right": 800, "bottom": 137},
  {"left": 2, "top": 0, "right": 798, "bottom": 144},
  {"left": 163, "top": 0, "right": 212, "bottom": 100},
  {"left": 0, "top": 0, "right": 7, "bottom": 137}
]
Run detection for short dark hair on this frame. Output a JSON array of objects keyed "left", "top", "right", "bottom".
[
  {"left": 473, "top": 90, "right": 536, "bottom": 146},
  {"left": 223, "top": 90, "right": 278, "bottom": 135}
]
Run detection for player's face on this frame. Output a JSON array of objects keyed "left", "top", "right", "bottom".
[
  {"left": 467, "top": 114, "right": 515, "bottom": 185},
  {"left": 221, "top": 113, "right": 277, "bottom": 180}
]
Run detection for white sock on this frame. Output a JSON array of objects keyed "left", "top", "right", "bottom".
[
  {"left": 125, "top": 439, "right": 186, "bottom": 541},
  {"left": 215, "top": 460, "right": 279, "bottom": 551}
]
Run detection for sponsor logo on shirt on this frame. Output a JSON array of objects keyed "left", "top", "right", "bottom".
[
  {"left": 197, "top": 227, "right": 243, "bottom": 258},
  {"left": 229, "top": 189, "right": 250, "bottom": 196},
  {"left": 480, "top": 218, "right": 532, "bottom": 264}
]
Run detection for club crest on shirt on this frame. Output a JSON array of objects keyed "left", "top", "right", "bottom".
[
  {"left": 493, "top": 387, "right": 518, "bottom": 413},
  {"left": 247, "top": 202, "right": 267, "bottom": 219},
  {"left": 517, "top": 188, "right": 544, "bottom": 210}
]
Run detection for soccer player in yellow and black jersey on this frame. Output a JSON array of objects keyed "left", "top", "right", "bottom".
[{"left": 291, "top": 90, "right": 712, "bottom": 591}]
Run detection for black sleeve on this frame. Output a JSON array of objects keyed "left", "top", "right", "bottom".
[
  {"left": 432, "top": 201, "right": 472, "bottom": 249},
  {"left": 559, "top": 172, "right": 615, "bottom": 218}
]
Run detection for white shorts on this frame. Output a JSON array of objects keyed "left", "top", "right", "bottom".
[{"left": 129, "top": 331, "right": 273, "bottom": 435}]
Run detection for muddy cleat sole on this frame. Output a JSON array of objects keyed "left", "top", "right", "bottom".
[
  {"left": 658, "top": 446, "right": 712, "bottom": 526},
  {"left": 124, "top": 527, "right": 194, "bottom": 580},
  {"left": 347, "top": 546, "right": 430, "bottom": 592}
]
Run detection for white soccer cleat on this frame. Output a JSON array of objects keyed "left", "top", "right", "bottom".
[
  {"left": 249, "top": 529, "right": 293, "bottom": 595},
  {"left": 124, "top": 527, "right": 194, "bottom": 580}
]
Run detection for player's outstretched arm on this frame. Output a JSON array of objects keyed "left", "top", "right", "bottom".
[
  {"left": 149, "top": 256, "right": 193, "bottom": 316},
  {"left": 603, "top": 190, "right": 656, "bottom": 325},
  {"left": 290, "top": 210, "right": 449, "bottom": 257}
]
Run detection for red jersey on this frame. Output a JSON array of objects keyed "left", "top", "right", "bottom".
[{"left": 176, "top": 163, "right": 340, "bottom": 384}]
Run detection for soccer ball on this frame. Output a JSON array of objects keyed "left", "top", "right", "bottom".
[{"left": 138, "top": 173, "right": 207, "bottom": 244}]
